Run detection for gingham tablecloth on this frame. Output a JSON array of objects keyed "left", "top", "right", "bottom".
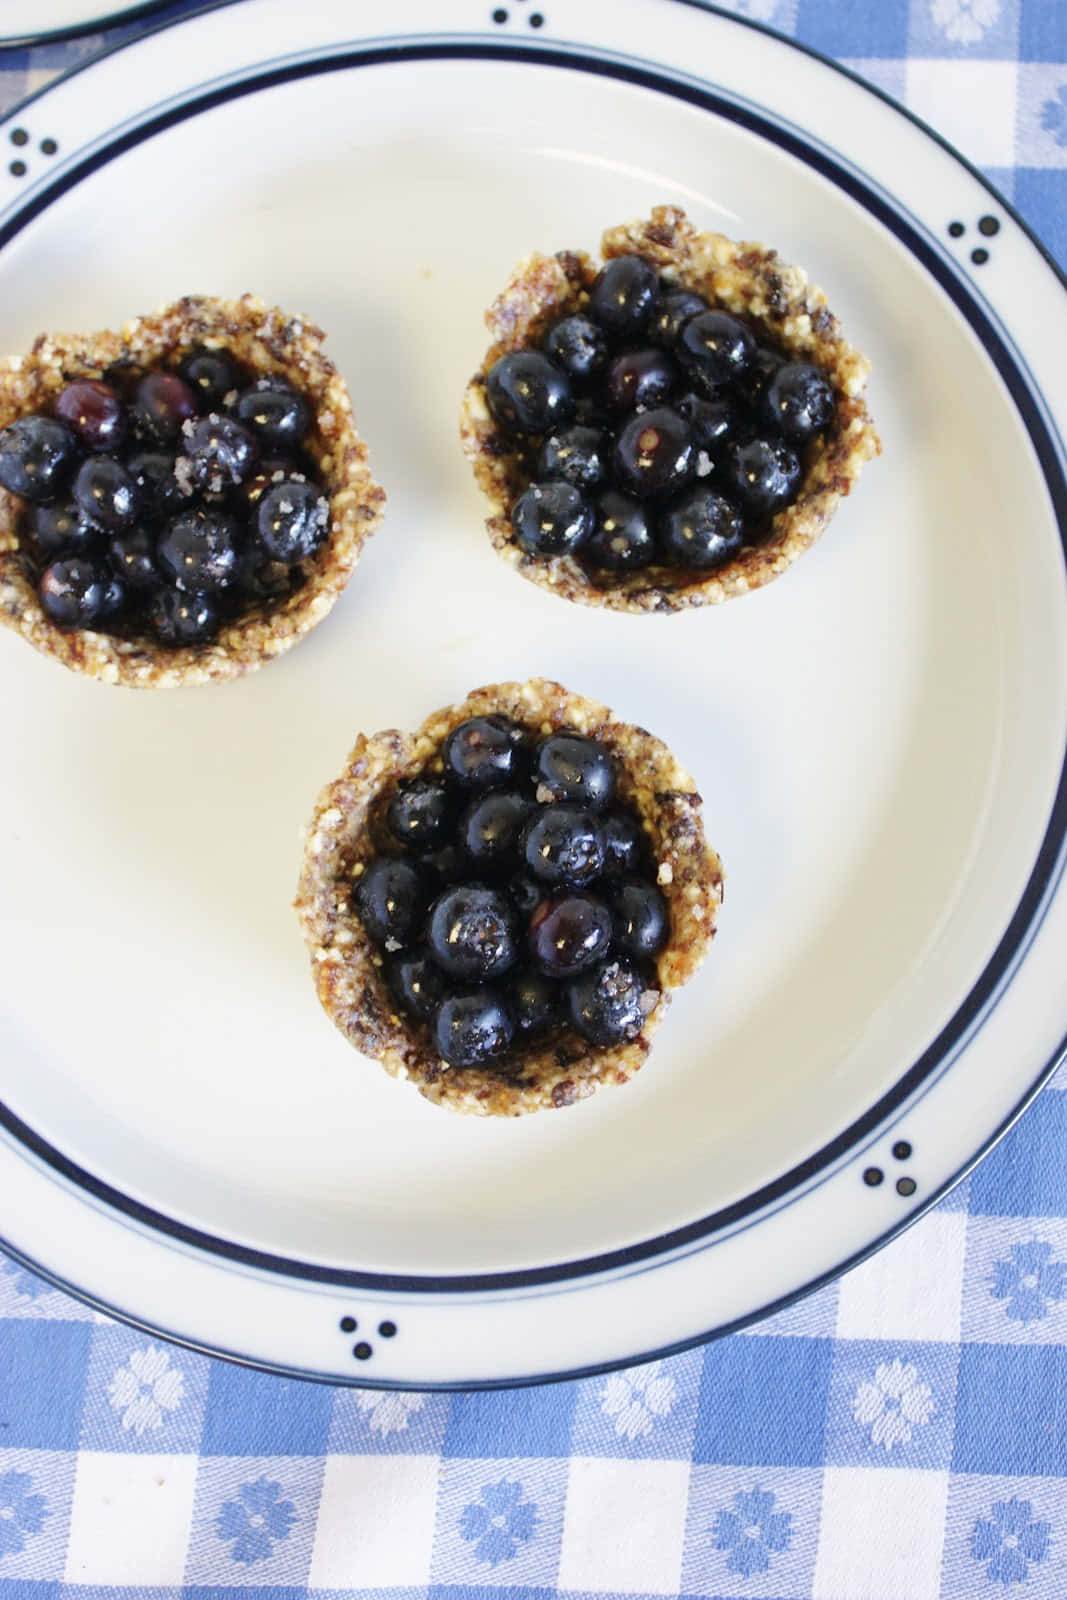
[{"left": 1, "top": 2, "right": 1066, "bottom": 1595}]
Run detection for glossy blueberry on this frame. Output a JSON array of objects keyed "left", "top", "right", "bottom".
[
  {"left": 179, "top": 348, "right": 240, "bottom": 408},
  {"left": 536, "top": 426, "right": 608, "bottom": 493},
  {"left": 182, "top": 413, "right": 259, "bottom": 491},
  {"left": 54, "top": 379, "right": 125, "bottom": 450},
  {"left": 133, "top": 372, "right": 197, "bottom": 442},
  {"left": 567, "top": 958, "right": 649, "bottom": 1045},
  {"left": 511, "top": 481, "right": 593, "bottom": 558},
  {"left": 587, "top": 254, "right": 660, "bottom": 340},
  {"left": 461, "top": 790, "right": 531, "bottom": 872},
  {"left": 98, "top": 572, "right": 128, "bottom": 624},
  {"left": 649, "top": 289, "right": 707, "bottom": 347},
  {"left": 510, "top": 967, "right": 557, "bottom": 1035},
  {"left": 157, "top": 506, "right": 240, "bottom": 591},
  {"left": 37, "top": 557, "right": 108, "bottom": 628},
  {"left": 613, "top": 407, "right": 695, "bottom": 500},
  {"left": 149, "top": 587, "right": 219, "bottom": 645},
  {"left": 434, "top": 989, "right": 514, "bottom": 1068},
  {"left": 603, "top": 348, "right": 677, "bottom": 413},
  {"left": 444, "top": 715, "right": 523, "bottom": 791},
  {"left": 762, "top": 361, "right": 835, "bottom": 444},
  {"left": 243, "top": 458, "right": 302, "bottom": 508},
  {"left": 522, "top": 803, "right": 604, "bottom": 886},
  {"left": 584, "top": 490, "right": 655, "bottom": 572},
  {"left": 678, "top": 310, "right": 756, "bottom": 395},
  {"left": 30, "top": 500, "right": 96, "bottom": 557},
  {"left": 73, "top": 456, "right": 138, "bottom": 531},
  {"left": 529, "top": 893, "right": 612, "bottom": 978},
  {"left": 355, "top": 856, "right": 426, "bottom": 949},
  {"left": 532, "top": 733, "right": 616, "bottom": 810},
  {"left": 387, "top": 946, "right": 446, "bottom": 1022},
  {"left": 542, "top": 314, "right": 609, "bottom": 383},
  {"left": 0, "top": 416, "right": 76, "bottom": 501},
  {"left": 486, "top": 351, "right": 574, "bottom": 436},
  {"left": 722, "top": 435, "right": 802, "bottom": 518},
  {"left": 601, "top": 810, "right": 646, "bottom": 875},
  {"left": 657, "top": 485, "right": 744, "bottom": 569},
  {"left": 256, "top": 479, "right": 329, "bottom": 562},
  {"left": 387, "top": 778, "right": 453, "bottom": 850},
  {"left": 109, "top": 527, "right": 160, "bottom": 589},
  {"left": 610, "top": 878, "right": 669, "bottom": 959},
  {"left": 677, "top": 393, "right": 738, "bottom": 458},
  {"left": 127, "top": 450, "right": 192, "bottom": 519},
  {"left": 427, "top": 884, "right": 517, "bottom": 980},
  {"left": 233, "top": 383, "right": 311, "bottom": 449}
]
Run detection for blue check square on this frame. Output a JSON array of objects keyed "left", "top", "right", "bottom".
[
  {"left": 1016, "top": 169, "right": 1067, "bottom": 264},
  {"left": 693, "top": 1338, "right": 832, "bottom": 1466},
  {"left": 969, "top": 1091, "right": 1067, "bottom": 1217},
  {"left": 0, "top": 1586, "right": 61, "bottom": 1600},
  {"left": 825, "top": 1340, "right": 959, "bottom": 1468},
  {"left": 795, "top": 0, "right": 909, "bottom": 57},
  {"left": 1020, "top": 0, "right": 1067, "bottom": 60},
  {"left": 0, "top": 1324, "right": 90, "bottom": 1450},
  {"left": 953, "top": 1344, "right": 1067, "bottom": 1474},
  {"left": 443, "top": 1385, "right": 577, "bottom": 1459},
  {"left": 200, "top": 1365, "right": 332, "bottom": 1457},
  {"left": 0, "top": 1258, "right": 92, "bottom": 1323}
]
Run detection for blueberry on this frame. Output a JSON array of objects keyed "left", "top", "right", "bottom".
[
  {"left": 149, "top": 587, "right": 219, "bottom": 645},
  {"left": 522, "top": 803, "right": 604, "bottom": 886},
  {"left": 434, "top": 989, "right": 514, "bottom": 1068},
  {"left": 127, "top": 450, "right": 192, "bottom": 519},
  {"left": 613, "top": 407, "right": 695, "bottom": 500},
  {"left": 510, "top": 967, "right": 558, "bottom": 1034},
  {"left": 355, "top": 856, "right": 426, "bottom": 949},
  {"left": 678, "top": 310, "right": 756, "bottom": 395},
  {"left": 73, "top": 456, "right": 138, "bottom": 531},
  {"left": 610, "top": 879, "right": 669, "bottom": 959},
  {"left": 30, "top": 500, "right": 96, "bottom": 557},
  {"left": 511, "top": 481, "right": 593, "bottom": 558},
  {"left": 233, "top": 383, "right": 311, "bottom": 449},
  {"left": 508, "top": 873, "right": 542, "bottom": 918},
  {"left": 567, "top": 958, "right": 648, "bottom": 1045},
  {"left": 182, "top": 413, "right": 259, "bottom": 491},
  {"left": 387, "top": 946, "right": 446, "bottom": 1022},
  {"left": 722, "top": 435, "right": 802, "bottom": 518},
  {"left": 256, "top": 479, "right": 329, "bottom": 562},
  {"left": 587, "top": 254, "right": 660, "bottom": 340},
  {"left": 427, "top": 884, "right": 517, "bottom": 980},
  {"left": 536, "top": 426, "right": 608, "bottom": 493},
  {"left": 179, "top": 348, "right": 240, "bottom": 408},
  {"left": 37, "top": 557, "right": 108, "bottom": 628},
  {"left": 584, "top": 490, "right": 655, "bottom": 572},
  {"left": 533, "top": 733, "right": 616, "bottom": 810},
  {"left": 233, "top": 544, "right": 292, "bottom": 603},
  {"left": 444, "top": 715, "right": 523, "bottom": 790},
  {"left": 158, "top": 507, "right": 240, "bottom": 591},
  {"left": 649, "top": 289, "right": 707, "bottom": 347},
  {"left": 460, "top": 790, "right": 531, "bottom": 872},
  {"left": 109, "top": 527, "right": 160, "bottom": 588},
  {"left": 601, "top": 811, "right": 646, "bottom": 875},
  {"left": 542, "top": 314, "right": 609, "bottom": 383},
  {"left": 98, "top": 572, "right": 128, "bottom": 624},
  {"left": 603, "top": 348, "right": 677, "bottom": 413},
  {"left": 243, "top": 457, "right": 302, "bottom": 508},
  {"left": 133, "top": 372, "right": 197, "bottom": 442},
  {"left": 54, "top": 379, "right": 126, "bottom": 450},
  {"left": 658, "top": 485, "right": 744, "bottom": 569},
  {"left": 736, "top": 344, "right": 787, "bottom": 411},
  {"left": 387, "top": 778, "right": 453, "bottom": 850},
  {"left": 762, "top": 361, "right": 835, "bottom": 444},
  {"left": 0, "top": 416, "right": 76, "bottom": 501},
  {"left": 677, "top": 393, "right": 738, "bottom": 458},
  {"left": 529, "top": 893, "right": 613, "bottom": 977},
  {"left": 486, "top": 351, "right": 574, "bottom": 436}
]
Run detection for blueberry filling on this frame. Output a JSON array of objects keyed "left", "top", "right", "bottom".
[
  {"left": 0, "top": 351, "right": 328, "bottom": 645},
  {"left": 355, "top": 717, "right": 667, "bottom": 1070},
  {"left": 483, "top": 253, "right": 837, "bottom": 582}
]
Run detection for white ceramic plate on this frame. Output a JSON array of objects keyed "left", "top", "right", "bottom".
[
  {"left": 1, "top": 0, "right": 1065, "bottom": 1388},
  {"left": 0, "top": 1, "right": 165, "bottom": 45}
]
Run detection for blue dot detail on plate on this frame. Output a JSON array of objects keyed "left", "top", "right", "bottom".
[
  {"left": 978, "top": 215, "right": 1000, "bottom": 237},
  {"left": 9, "top": 128, "right": 28, "bottom": 147},
  {"left": 9, "top": 161, "right": 26, "bottom": 178},
  {"left": 971, "top": 247, "right": 990, "bottom": 266},
  {"left": 40, "top": 138, "right": 58, "bottom": 157},
  {"left": 863, "top": 1166, "right": 884, "bottom": 1187},
  {"left": 892, "top": 1140, "right": 912, "bottom": 1161},
  {"left": 353, "top": 1341, "right": 373, "bottom": 1360},
  {"left": 339, "top": 1315, "right": 357, "bottom": 1333},
  {"left": 379, "top": 1320, "right": 397, "bottom": 1338},
  {"left": 896, "top": 1175, "right": 918, "bottom": 1197},
  {"left": 948, "top": 220, "right": 965, "bottom": 238}
]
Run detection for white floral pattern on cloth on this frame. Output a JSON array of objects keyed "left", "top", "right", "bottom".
[
  {"left": 930, "top": 0, "right": 1001, "bottom": 46},
  {"left": 1, "top": 1260, "right": 49, "bottom": 1303},
  {"left": 107, "top": 1345, "right": 184, "bottom": 1434},
  {"left": 354, "top": 1389, "right": 425, "bottom": 1436},
  {"left": 600, "top": 1360, "right": 676, "bottom": 1440},
  {"left": 852, "top": 1357, "right": 935, "bottom": 1450}
]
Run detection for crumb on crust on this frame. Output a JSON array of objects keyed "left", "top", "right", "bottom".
[
  {"left": 460, "top": 205, "right": 881, "bottom": 614},
  {"left": 0, "top": 294, "right": 386, "bottom": 687},
  {"left": 294, "top": 677, "right": 724, "bottom": 1117}
]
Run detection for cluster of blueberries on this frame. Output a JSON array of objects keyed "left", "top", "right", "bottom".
[
  {"left": 486, "top": 253, "right": 835, "bottom": 576},
  {"left": 354, "top": 714, "right": 669, "bottom": 1068},
  {"left": 0, "top": 351, "right": 330, "bottom": 645}
]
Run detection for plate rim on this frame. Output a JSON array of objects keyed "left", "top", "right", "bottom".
[{"left": 0, "top": 0, "right": 173, "bottom": 48}]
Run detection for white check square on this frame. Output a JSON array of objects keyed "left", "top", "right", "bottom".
[
  {"left": 309, "top": 1453, "right": 439, "bottom": 1587},
  {"left": 559, "top": 1457, "right": 689, "bottom": 1594},
  {"left": 836, "top": 1210, "right": 967, "bottom": 1342},
  {"left": 64, "top": 1451, "right": 196, "bottom": 1585},
  {"left": 813, "top": 1467, "right": 949, "bottom": 1600}
]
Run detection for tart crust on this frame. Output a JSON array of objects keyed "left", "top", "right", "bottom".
[
  {"left": 461, "top": 205, "right": 880, "bottom": 613},
  {"left": 0, "top": 294, "right": 385, "bottom": 686},
  {"left": 295, "top": 678, "right": 724, "bottom": 1116}
]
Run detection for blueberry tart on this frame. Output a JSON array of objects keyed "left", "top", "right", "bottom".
[
  {"left": 295, "top": 679, "right": 723, "bottom": 1115},
  {"left": 461, "top": 205, "right": 879, "bottom": 612},
  {"left": 0, "top": 295, "right": 385, "bottom": 685}
]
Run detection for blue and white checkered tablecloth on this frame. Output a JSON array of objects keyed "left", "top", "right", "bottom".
[{"left": 1, "top": 2, "right": 1066, "bottom": 1595}]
